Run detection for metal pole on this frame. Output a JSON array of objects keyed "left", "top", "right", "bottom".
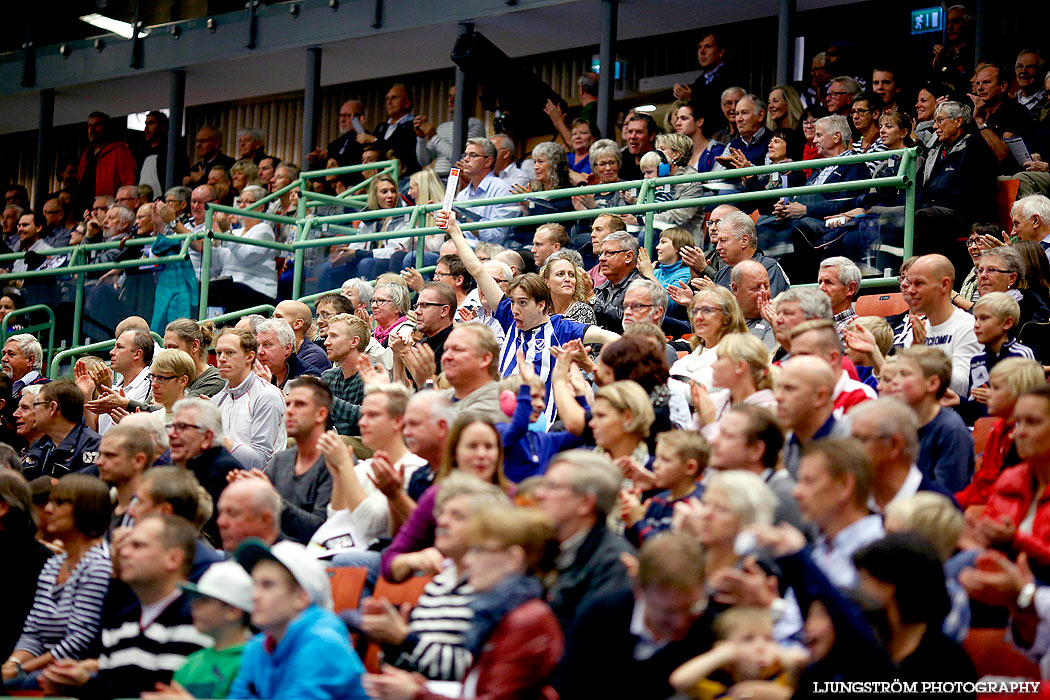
[
  {"left": 903, "top": 151, "right": 917, "bottom": 263},
  {"left": 72, "top": 250, "right": 84, "bottom": 347},
  {"left": 776, "top": 0, "right": 794, "bottom": 86},
  {"left": 974, "top": 0, "right": 987, "bottom": 64},
  {"left": 452, "top": 21, "right": 474, "bottom": 166},
  {"left": 302, "top": 47, "right": 322, "bottom": 170},
  {"left": 167, "top": 69, "right": 186, "bottom": 191},
  {"left": 34, "top": 88, "right": 54, "bottom": 205},
  {"left": 199, "top": 211, "right": 213, "bottom": 320},
  {"left": 597, "top": 0, "right": 618, "bottom": 140}
]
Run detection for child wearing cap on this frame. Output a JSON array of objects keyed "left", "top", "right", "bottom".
[
  {"left": 230, "top": 539, "right": 367, "bottom": 700},
  {"left": 144, "top": 561, "right": 255, "bottom": 699}
]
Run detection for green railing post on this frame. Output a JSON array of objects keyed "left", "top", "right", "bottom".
[
  {"left": 71, "top": 248, "right": 85, "bottom": 347},
  {"left": 292, "top": 219, "right": 310, "bottom": 300},
  {"left": 903, "top": 150, "right": 917, "bottom": 262},
  {"left": 640, "top": 179, "right": 655, "bottom": 254},
  {"left": 199, "top": 212, "right": 213, "bottom": 320},
  {"left": 410, "top": 205, "right": 425, "bottom": 269}
]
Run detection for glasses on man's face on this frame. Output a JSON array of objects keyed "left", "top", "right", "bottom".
[
  {"left": 827, "top": 90, "right": 850, "bottom": 98},
  {"left": 169, "top": 422, "right": 203, "bottom": 433},
  {"left": 932, "top": 117, "right": 956, "bottom": 126},
  {"left": 149, "top": 374, "right": 178, "bottom": 382},
  {"left": 597, "top": 249, "right": 630, "bottom": 259},
  {"left": 624, "top": 303, "right": 654, "bottom": 312},
  {"left": 966, "top": 238, "right": 982, "bottom": 248},
  {"left": 851, "top": 107, "right": 870, "bottom": 115},
  {"left": 414, "top": 302, "right": 448, "bottom": 310},
  {"left": 461, "top": 153, "right": 486, "bottom": 160},
  {"left": 31, "top": 401, "right": 52, "bottom": 409}
]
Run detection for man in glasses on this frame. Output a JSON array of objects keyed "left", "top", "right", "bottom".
[
  {"left": 307, "top": 99, "right": 366, "bottom": 173},
  {"left": 411, "top": 282, "right": 457, "bottom": 367},
  {"left": 592, "top": 231, "right": 644, "bottom": 333},
  {"left": 453, "top": 137, "right": 519, "bottom": 244},
  {"left": 167, "top": 397, "right": 243, "bottom": 539},
  {"left": 22, "top": 380, "right": 101, "bottom": 480}
]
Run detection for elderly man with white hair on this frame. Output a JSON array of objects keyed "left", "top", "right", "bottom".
[
  {"left": 817, "top": 256, "right": 862, "bottom": 334},
  {"left": 256, "top": 317, "right": 319, "bottom": 391},
  {"left": 755, "top": 114, "right": 872, "bottom": 279},
  {"left": 712, "top": 211, "right": 790, "bottom": 297},
  {"left": 1011, "top": 195, "right": 1050, "bottom": 263},
  {"left": 2, "top": 334, "right": 47, "bottom": 400}
]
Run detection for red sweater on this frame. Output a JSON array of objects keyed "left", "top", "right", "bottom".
[
  {"left": 77, "top": 141, "right": 138, "bottom": 197},
  {"left": 957, "top": 418, "right": 1014, "bottom": 509},
  {"left": 415, "top": 599, "right": 562, "bottom": 700},
  {"left": 982, "top": 461, "right": 1050, "bottom": 564}
]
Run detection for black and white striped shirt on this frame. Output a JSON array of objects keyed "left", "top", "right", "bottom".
[
  {"left": 15, "top": 541, "right": 111, "bottom": 659},
  {"left": 391, "top": 565, "right": 476, "bottom": 681}
]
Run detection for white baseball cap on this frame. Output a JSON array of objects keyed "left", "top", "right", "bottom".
[
  {"left": 179, "top": 560, "right": 255, "bottom": 613},
  {"left": 235, "top": 538, "right": 333, "bottom": 611}
]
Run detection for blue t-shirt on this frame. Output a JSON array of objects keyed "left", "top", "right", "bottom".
[{"left": 917, "top": 407, "right": 975, "bottom": 493}]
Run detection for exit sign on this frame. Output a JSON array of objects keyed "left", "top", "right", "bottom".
[{"left": 911, "top": 6, "right": 944, "bottom": 34}]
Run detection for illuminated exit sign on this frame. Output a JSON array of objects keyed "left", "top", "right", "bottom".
[{"left": 911, "top": 6, "right": 944, "bottom": 34}]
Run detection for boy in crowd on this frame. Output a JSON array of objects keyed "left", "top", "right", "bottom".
[
  {"left": 885, "top": 347, "right": 974, "bottom": 493},
  {"left": 842, "top": 316, "right": 893, "bottom": 390},
  {"left": 232, "top": 540, "right": 367, "bottom": 700},
  {"left": 669, "top": 606, "right": 803, "bottom": 698},
  {"left": 147, "top": 561, "right": 255, "bottom": 699},
  {"left": 620, "top": 430, "right": 708, "bottom": 545},
  {"left": 968, "top": 292, "right": 1036, "bottom": 401}
]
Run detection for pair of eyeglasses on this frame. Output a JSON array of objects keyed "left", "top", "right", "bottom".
[
  {"left": 169, "top": 422, "right": 203, "bottom": 433},
  {"left": 149, "top": 373, "right": 178, "bottom": 382},
  {"left": 414, "top": 302, "right": 448, "bottom": 310},
  {"left": 597, "top": 249, "right": 630, "bottom": 259}
]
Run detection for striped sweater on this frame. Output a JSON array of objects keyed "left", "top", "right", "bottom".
[
  {"left": 389, "top": 565, "right": 476, "bottom": 681},
  {"left": 94, "top": 586, "right": 212, "bottom": 699},
  {"left": 15, "top": 541, "right": 111, "bottom": 659}
]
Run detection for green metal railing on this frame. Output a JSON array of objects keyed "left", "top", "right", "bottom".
[
  {"left": 1, "top": 304, "right": 56, "bottom": 369},
  {"left": 12, "top": 148, "right": 916, "bottom": 367}
]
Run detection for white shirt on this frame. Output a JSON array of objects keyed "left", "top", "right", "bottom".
[
  {"left": 868, "top": 464, "right": 924, "bottom": 514},
  {"left": 216, "top": 222, "right": 278, "bottom": 298},
  {"left": 213, "top": 372, "right": 288, "bottom": 470},
  {"left": 901, "top": 308, "right": 982, "bottom": 397},
  {"left": 812, "top": 514, "right": 885, "bottom": 589}
]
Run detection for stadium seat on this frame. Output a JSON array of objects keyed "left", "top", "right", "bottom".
[
  {"left": 962, "top": 628, "right": 1039, "bottom": 679},
  {"left": 363, "top": 574, "right": 434, "bottom": 672},
  {"left": 972, "top": 416, "right": 999, "bottom": 471},
  {"left": 994, "top": 179, "right": 1021, "bottom": 233},
  {"left": 328, "top": 567, "right": 369, "bottom": 612},
  {"left": 854, "top": 292, "right": 908, "bottom": 317}
]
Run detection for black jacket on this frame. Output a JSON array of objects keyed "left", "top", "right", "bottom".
[
  {"left": 186, "top": 445, "right": 244, "bottom": 543},
  {"left": 555, "top": 587, "right": 715, "bottom": 700},
  {"left": 371, "top": 119, "right": 421, "bottom": 177},
  {"left": 545, "top": 522, "right": 632, "bottom": 632},
  {"left": 919, "top": 133, "right": 997, "bottom": 222}
]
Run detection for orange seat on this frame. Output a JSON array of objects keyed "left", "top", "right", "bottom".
[
  {"left": 854, "top": 292, "right": 908, "bottom": 318},
  {"left": 962, "top": 628, "right": 1040, "bottom": 679},
  {"left": 995, "top": 179, "right": 1021, "bottom": 233},
  {"left": 363, "top": 574, "right": 434, "bottom": 672},
  {"left": 749, "top": 209, "right": 760, "bottom": 224},
  {"left": 972, "top": 416, "right": 998, "bottom": 457},
  {"left": 328, "top": 567, "right": 369, "bottom": 613}
]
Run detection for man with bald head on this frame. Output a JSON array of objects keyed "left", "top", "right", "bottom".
[
  {"left": 776, "top": 355, "right": 850, "bottom": 478},
  {"left": 273, "top": 300, "right": 332, "bottom": 374},
  {"left": 216, "top": 478, "right": 282, "bottom": 553},
  {"left": 41, "top": 198, "right": 75, "bottom": 247},
  {"left": 900, "top": 254, "right": 981, "bottom": 397},
  {"left": 359, "top": 84, "right": 421, "bottom": 177},
  {"left": 731, "top": 260, "right": 775, "bottom": 348}
]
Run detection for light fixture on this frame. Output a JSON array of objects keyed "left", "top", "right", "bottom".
[
  {"left": 79, "top": 13, "right": 149, "bottom": 40},
  {"left": 635, "top": 104, "right": 657, "bottom": 113}
]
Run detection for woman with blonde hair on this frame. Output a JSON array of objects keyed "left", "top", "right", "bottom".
[
  {"left": 695, "top": 332, "right": 777, "bottom": 436},
  {"left": 766, "top": 84, "right": 804, "bottom": 132},
  {"left": 590, "top": 380, "right": 656, "bottom": 466},
  {"left": 163, "top": 318, "right": 223, "bottom": 397},
  {"left": 396, "top": 167, "right": 447, "bottom": 272},
  {"left": 539, "top": 252, "right": 596, "bottom": 324},
  {"left": 364, "top": 505, "right": 562, "bottom": 700},
  {"left": 149, "top": 349, "right": 198, "bottom": 423},
  {"left": 669, "top": 286, "right": 748, "bottom": 387}
]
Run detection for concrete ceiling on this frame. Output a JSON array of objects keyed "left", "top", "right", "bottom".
[{"left": 0, "top": 0, "right": 860, "bottom": 135}]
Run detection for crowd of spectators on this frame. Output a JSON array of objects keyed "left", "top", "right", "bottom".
[{"left": 2, "top": 12, "right": 1050, "bottom": 700}]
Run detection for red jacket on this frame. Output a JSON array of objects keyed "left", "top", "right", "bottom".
[
  {"left": 957, "top": 418, "right": 1014, "bottom": 509},
  {"left": 982, "top": 461, "right": 1050, "bottom": 564},
  {"left": 77, "top": 141, "right": 138, "bottom": 197},
  {"left": 416, "top": 599, "right": 563, "bottom": 700}
]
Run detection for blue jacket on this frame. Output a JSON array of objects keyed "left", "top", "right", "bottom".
[
  {"left": 497, "top": 385, "right": 584, "bottom": 483},
  {"left": 229, "top": 605, "right": 367, "bottom": 700}
]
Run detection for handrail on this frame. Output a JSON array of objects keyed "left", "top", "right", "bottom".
[
  {"left": 204, "top": 304, "right": 276, "bottom": 326},
  {"left": 49, "top": 331, "right": 164, "bottom": 379},
  {"left": 15, "top": 148, "right": 916, "bottom": 353},
  {"left": 1, "top": 304, "right": 56, "bottom": 369}
]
